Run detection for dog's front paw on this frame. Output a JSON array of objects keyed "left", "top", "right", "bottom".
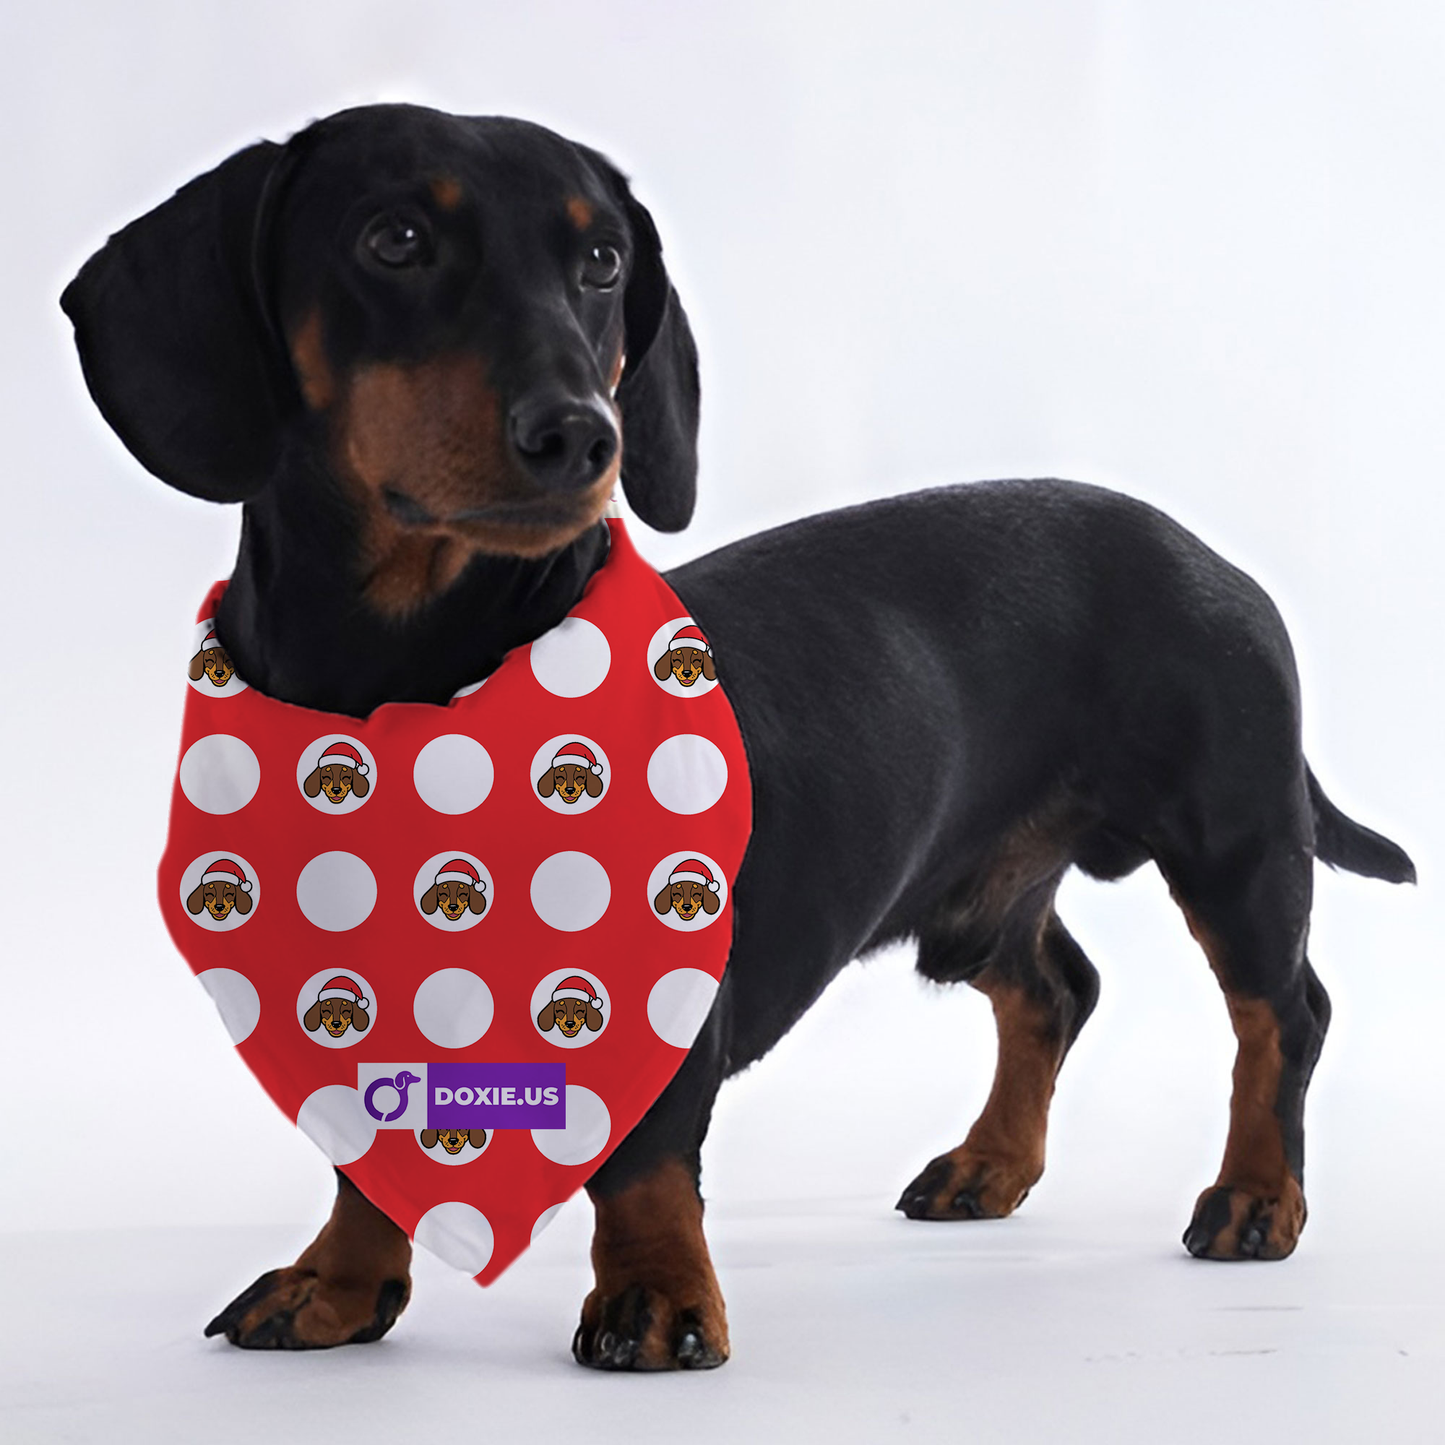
[
  {"left": 203, "top": 1266, "right": 410, "bottom": 1349},
  {"left": 1183, "top": 1181, "right": 1306, "bottom": 1261},
  {"left": 895, "top": 1147, "right": 1041, "bottom": 1221},
  {"left": 573, "top": 1282, "right": 728, "bottom": 1371}
]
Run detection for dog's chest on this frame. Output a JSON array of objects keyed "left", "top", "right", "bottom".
[{"left": 160, "top": 520, "right": 751, "bottom": 1284}]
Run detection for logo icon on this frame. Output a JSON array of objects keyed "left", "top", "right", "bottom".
[{"left": 364, "top": 1069, "right": 421, "bottom": 1122}]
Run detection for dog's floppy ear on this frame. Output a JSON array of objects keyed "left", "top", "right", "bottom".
[
  {"left": 60, "top": 139, "right": 296, "bottom": 503},
  {"left": 303, "top": 768, "right": 322, "bottom": 798},
  {"left": 467, "top": 886, "right": 487, "bottom": 915},
  {"left": 587, "top": 153, "right": 699, "bottom": 532},
  {"left": 702, "top": 652, "right": 716, "bottom": 682},
  {"left": 349, "top": 770, "right": 370, "bottom": 799},
  {"left": 303, "top": 1001, "right": 323, "bottom": 1032},
  {"left": 420, "top": 1129, "right": 439, "bottom": 1149},
  {"left": 419, "top": 885, "right": 439, "bottom": 915},
  {"left": 188, "top": 651, "right": 206, "bottom": 681},
  {"left": 536, "top": 768, "right": 556, "bottom": 798},
  {"left": 701, "top": 887, "right": 720, "bottom": 915}
]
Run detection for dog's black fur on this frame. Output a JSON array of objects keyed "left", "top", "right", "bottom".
[{"left": 63, "top": 104, "right": 1414, "bottom": 1370}]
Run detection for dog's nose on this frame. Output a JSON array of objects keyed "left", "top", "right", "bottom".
[{"left": 509, "top": 394, "right": 618, "bottom": 493}]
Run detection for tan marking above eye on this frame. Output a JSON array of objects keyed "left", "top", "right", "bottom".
[
  {"left": 565, "top": 196, "right": 594, "bottom": 230},
  {"left": 430, "top": 174, "right": 463, "bottom": 211}
]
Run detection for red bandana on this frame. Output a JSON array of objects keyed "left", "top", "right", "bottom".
[{"left": 160, "top": 520, "right": 751, "bottom": 1284}]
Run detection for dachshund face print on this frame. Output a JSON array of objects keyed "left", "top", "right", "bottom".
[
  {"left": 421, "top": 1128, "right": 488, "bottom": 1155},
  {"left": 185, "top": 621, "right": 248, "bottom": 696},
  {"left": 189, "top": 640, "right": 234, "bottom": 687},
  {"left": 648, "top": 619, "right": 719, "bottom": 697},
  {"left": 180, "top": 849, "right": 260, "bottom": 930},
  {"left": 414, "top": 854, "right": 493, "bottom": 932},
  {"left": 656, "top": 878, "right": 719, "bottom": 922},
  {"left": 532, "top": 971, "right": 610, "bottom": 1047},
  {"left": 300, "top": 975, "right": 372, "bottom": 1039},
  {"left": 649, "top": 853, "right": 728, "bottom": 932},
  {"left": 531, "top": 736, "right": 610, "bottom": 815},
  {"left": 420, "top": 859, "right": 487, "bottom": 922},
  {"left": 297, "top": 736, "right": 376, "bottom": 814}
]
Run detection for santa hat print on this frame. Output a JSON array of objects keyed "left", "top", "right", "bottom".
[
  {"left": 668, "top": 858, "right": 720, "bottom": 893},
  {"left": 200, "top": 630, "right": 222, "bottom": 651},
  {"left": 435, "top": 858, "right": 484, "bottom": 890},
  {"left": 317, "top": 740, "right": 369, "bottom": 774},
  {"left": 201, "top": 858, "right": 252, "bottom": 892},
  {"left": 551, "top": 741, "right": 603, "bottom": 775},
  {"left": 551, "top": 975, "right": 603, "bottom": 1008},
  {"left": 317, "top": 975, "right": 370, "bottom": 1010},
  {"left": 668, "top": 623, "right": 712, "bottom": 657}
]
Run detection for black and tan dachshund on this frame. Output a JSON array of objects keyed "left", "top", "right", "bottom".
[{"left": 62, "top": 103, "right": 1414, "bottom": 1371}]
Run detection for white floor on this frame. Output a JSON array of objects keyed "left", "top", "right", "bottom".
[{"left": 5, "top": 1191, "right": 1441, "bottom": 1445}]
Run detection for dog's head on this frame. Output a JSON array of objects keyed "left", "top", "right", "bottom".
[
  {"left": 189, "top": 642, "right": 236, "bottom": 687},
  {"left": 654, "top": 643, "right": 716, "bottom": 688},
  {"left": 421, "top": 1128, "right": 487, "bottom": 1155},
  {"left": 654, "top": 878, "right": 720, "bottom": 922},
  {"left": 419, "top": 879, "right": 486, "bottom": 921},
  {"left": 303, "top": 761, "right": 369, "bottom": 805},
  {"left": 186, "top": 865, "right": 253, "bottom": 922},
  {"left": 537, "top": 997, "right": 604, "bottom": 1038},
  {"left": 303, "top": 996, "right": 370, "bottom": 1037},
  {"left": 61, "top": 105, "right": 699, "bottom": 614},
  {"left": 536, "top": 761, "right": 603, "bottom": 805}
]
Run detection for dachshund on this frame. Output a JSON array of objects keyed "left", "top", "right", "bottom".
[
  {"left": 302, "top": 977, "right": 371, "bottom": 1038},
  {"left": 420, "top": 1128, "right": 488, "bottom": 1155},
  {"left": 301, "top": 741, "right": 371, "bottom": 805},
  {"left": 62, "top": 103, "right": 1415, "bottom": 1372},
  {"left": 654, "top": 858, "right": 721, "bottom": 922},
  {"left": 188, "top": 631, "right": 236, "bottom": 687},
  {"left": 653, "top": 625, "right": 715, "bottom": 688},
  {"left": 185, "top": 858, "right": 254, "bottom": 922},
  {"left": 418, "top": 859, "right": 487, "bottom": 922},
  {"left": 536, "top": 976, "right": 606, "bottom": 1038},
  {"left": 535, "top": 741, "right": 606, "bottom": 805}
]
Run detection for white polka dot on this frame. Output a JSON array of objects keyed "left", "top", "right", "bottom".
[
  {"left": 530, "top": 852, "right": 610, "bottom": 931},
  {"left": 531, "top": 1203, "right": 565, "bottom": 1242},
  {"left": 197, "top": 967, "right": 260, "bottom": 1044},
  {"left": 531, "top": 1086, "right": 611, "bottom": 1165},
  {"left": 178, "top": 735, "right": 260, "bottom": 814},
  {"left": 529, "top": 617, "right": 611, "bottom": 697},
  {"left": 415, "top": 1201, "right": 495, "bottom": 1274},
  {"left": 414, "top": 969, "right": 494, "bottom": 1048},
  {"left": 648, "top": 968, "right": 721, "bottom": 1049},
  {"left": 647, "top": 735, "right": 728, "bottom": 814},
  {"left": 296, "top": 1085, "right": 376, "bottom": 1165},
  {"left": 296, "top": 852, "right": 377, "bottom": 932},
  {"left": 413, "top": 735, "right": 494, "bottom": 814}
]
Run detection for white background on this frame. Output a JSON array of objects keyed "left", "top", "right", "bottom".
[{"left": 2, "top": 2, "right": 1441, "bottom": 1439}]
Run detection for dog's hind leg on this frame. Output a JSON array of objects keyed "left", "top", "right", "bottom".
[
  {"left": 898, "top": 895, "right": 1100, "bottom": 1221},
  {"left": 1164, "top": 818, "right": 1329, "bottom": 1261},
  {"left": 204, "top": 1170, "right": 412, "bottom": 1349}
]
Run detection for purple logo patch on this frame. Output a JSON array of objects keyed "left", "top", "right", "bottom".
[{"left": 428, "top": 1061, "right": 566, "bottom": 1129}]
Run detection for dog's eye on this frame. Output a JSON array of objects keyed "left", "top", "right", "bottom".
[
  {"left": 580, "top": 243, "right": 622, "bottom": 290},
  {"left": 362, "top": 212, "right": 434, "bottom": 269}
]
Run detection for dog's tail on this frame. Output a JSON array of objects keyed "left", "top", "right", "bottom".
[{"left": 1308, "top": 768, "right": 1416, "bottom": 883}]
